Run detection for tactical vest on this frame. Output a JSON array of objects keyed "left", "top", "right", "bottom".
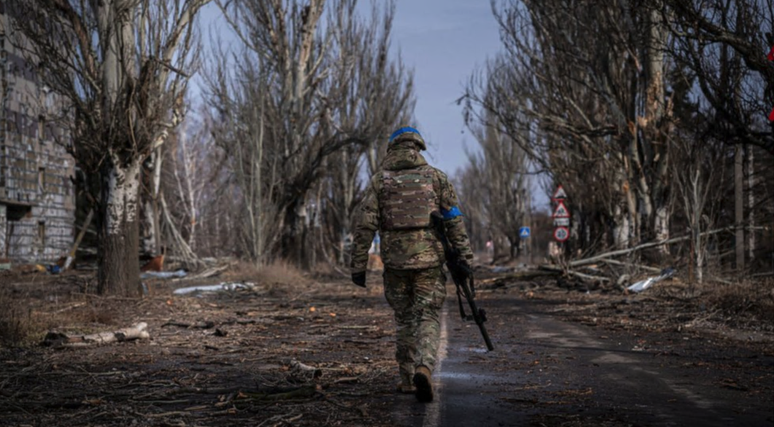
[{"left": 380, "top": 167, "right": 438, "bottom": 230}]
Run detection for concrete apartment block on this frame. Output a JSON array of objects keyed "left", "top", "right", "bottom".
[{"left": 0, "top": 3, "right": 75, "bottom": 263}]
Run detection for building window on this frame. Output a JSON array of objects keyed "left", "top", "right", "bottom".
[
  {"left": 38, "top": 221, "right": 46, "bottom": 246},
  {"left": 38, "top": 167, "right": 45, "bottom": 192},
  {"left": 39, "top": 115, "right": 46, "bottom": 143}
]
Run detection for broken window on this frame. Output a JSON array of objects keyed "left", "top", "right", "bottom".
[
  {"left": 38, "top": 167, "right": 45, "bottom": 192},
  {"left": 38, "top": 221, "right": 46, "bottom": 246},
  {"left": 39, "top": 115, "right": 46, "bottom": 143}
]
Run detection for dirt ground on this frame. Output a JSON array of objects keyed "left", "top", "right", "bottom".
[{"left": 1, "top": 265, "right": 772, "bottom": 426}]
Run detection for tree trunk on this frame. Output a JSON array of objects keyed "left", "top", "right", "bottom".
[
  {"left": 612, "top": 205, "right": 629, "bottom": 249},
  {"left": 747, "top": 145, "right": 754, "bottom": 261},
  {"left": 98, "top": 160, "right": 142, "bottom": 297},
  {"left": 509, "top": 236, "right": 520, "bottom": 260},
  {"left": 281, "top": 198, "right": 308, "bottom": 268},
  {"left": 734, "top": 144, "right": 744, "bottom": 271},
  {"left": 140, "top": 150, "right": 162, "bottom": 256},
  {"left": 654, "top": 205, "right": 669, "bottom": 254}
]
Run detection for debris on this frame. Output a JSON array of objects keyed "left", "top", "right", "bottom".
[
  {"left": 43, "top": 322, "right": 150, "bottom": 348},
  {"left": 627, "top": 267, "right": 676, "bottom": 293},
  {"left": 172, "top": 282, "right": 256, "bottom": 295},
  {"left": 479, "top": 269, "right": 559, "bottom": 288},
  {"left": 539, "top": 265, "right": 611, "bottom": 283},
  {"left": 62, "top": 208, "right": 94, "bottom": 271},
  {"left": 161, "top": 320, "right": 216, "bottom": 329},
  {"left": 141, "top": 252, "right": 165, "bottom": 272},
  {"left": 616, "top": 274, "right": 631, "bottom": 287},
  {"left": 140, "top": 269, "right": 187, "bottom": 279},
  {"left": 237, "top": 385, "right": 319, "bottom": 401},
  {"left": 287, "top": 359, "right": 323, "bottom": 379},
  {"left": 176, "top": 263, "right": 234, "bottom": 282},
  {"left": 600, "top": 258, "right": 662, "bottom": 273}
]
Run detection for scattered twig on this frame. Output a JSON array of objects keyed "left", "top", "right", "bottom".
[
  {"left": 539, "top": 265, "right": 611, "bottom": 282},
  {"left": 600, "top": 259, "right": 662, "bottom": 273}
]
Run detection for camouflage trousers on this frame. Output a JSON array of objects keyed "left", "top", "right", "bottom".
[{"left": 383, "top": 267, "right": 447, "bottom": 384}]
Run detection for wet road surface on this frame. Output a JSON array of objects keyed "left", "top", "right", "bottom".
[{"left": 410, "top": 289, "right": 774, "bottom": 427}]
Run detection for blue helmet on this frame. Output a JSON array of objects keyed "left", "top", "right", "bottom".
[{"left": 389, "top": 126, "right": 426, "bottom": 150}]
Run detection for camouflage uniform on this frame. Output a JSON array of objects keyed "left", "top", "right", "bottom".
[{"left": 350, "top": 130, "right": 473, "bottom": 388}]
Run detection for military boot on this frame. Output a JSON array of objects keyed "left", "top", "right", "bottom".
[
  {"left": 396, "top": 381, "right": 417, "bottom": 394},
  {"left": 412, "top": 365, "right": 433, "bottom": 402}
]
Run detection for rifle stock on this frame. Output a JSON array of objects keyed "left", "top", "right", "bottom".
[{"left": 431, "top": 212, "right": 494, "bottom": 351}]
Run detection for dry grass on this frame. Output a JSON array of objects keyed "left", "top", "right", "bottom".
[
  {"left": 0, "top": 286, "right": 71, "bottom": 347},
  {"left": 0, "top": 287, "right": 33, "bottom": 346},
  {"left": 227, "top": 260, "right": 311, "bottom": 289},
  {"left": 256, "top": 260, "right": 310, "bottom": 287},
  {"left": 704, "top": 279, "right": 774, "bottom": 326},
  {"left": 0, "top": 278, "right": 117, "bottom": 348}
]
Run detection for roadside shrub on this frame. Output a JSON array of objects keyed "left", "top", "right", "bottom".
[
  {"left": 0, "top": 288, "right": 32, "bottom": 347},
  {"left": 705, "top": 279, "right": 774, "bottom": 328},
  {"left": 256, "top": 260, "right": 309, "bottom": 288}
]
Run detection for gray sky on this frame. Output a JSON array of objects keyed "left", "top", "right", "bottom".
[{"left": 389, "top": 0, "right": 501, "bottom": 176}]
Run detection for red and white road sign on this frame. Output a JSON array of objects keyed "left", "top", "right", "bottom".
[
  {"left": 553, "top": 226, "right": 570, "bottom": 242},
  {"left": 552, "top": 200, "right": 570, "bottom": 218},
  {"left": 552, "top": 185, "right": 567, "bottom": 200}
]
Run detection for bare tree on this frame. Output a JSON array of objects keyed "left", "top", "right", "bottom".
[
  {"left": 665, "top": 0, "right": 774, "bottom": 269},
  {"left": 672, "top": 134, "right": 728, "bottom": 284},
  {"left": 463, "top": 113, "right": 530, "bottom": 260},
  {"left": 664, "top": 0, "right": 774, "bottom": 155},
  {"left": 464, "top": 0, "right": 675, "bottom": 253},
  {"left": 207, "top": 0, "right": 414, "bottom": 267},
  {"left": 12, "top": 0, "right": 209, "bottom": 295}
]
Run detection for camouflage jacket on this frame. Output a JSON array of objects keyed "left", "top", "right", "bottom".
[{"left": 350, "top": 143, "right": 474, "bottom": 273}]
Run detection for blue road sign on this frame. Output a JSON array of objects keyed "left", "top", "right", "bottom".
[{"left": 519, "top": 226, "right": 531, "bottom": 239}]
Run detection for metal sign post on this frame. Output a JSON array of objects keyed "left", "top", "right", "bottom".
[{"left": 552, "top": 186, "right": 570, "bottom": 256}]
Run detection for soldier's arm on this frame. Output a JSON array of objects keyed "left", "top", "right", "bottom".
[
  {"left": 437, "top": 172, "right": 474, "bottom": 263},
  {"left": 350, "top": 178, "right": 380, "bottom": 274}
]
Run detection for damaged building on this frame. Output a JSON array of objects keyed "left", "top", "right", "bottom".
[{"left": 0, "top": 4, "right": 75, "bottom": 263}]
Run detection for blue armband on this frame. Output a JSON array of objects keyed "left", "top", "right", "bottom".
[{"left": 441, "top": 206, "right": 463, "bottom": 220}]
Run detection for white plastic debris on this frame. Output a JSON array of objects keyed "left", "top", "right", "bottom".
[
  {"left": 173, "top": 282, "right": 256, "bottom": 295},
  {"left": 627, "top": 267, "right": 675, "bottom": 293},
  {"left": 140, "top": 269, "right": 188, "bottom": 279}
]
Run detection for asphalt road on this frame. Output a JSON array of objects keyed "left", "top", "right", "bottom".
[{"left": 397, "top": 289, "right": 773, "bottom": 427}]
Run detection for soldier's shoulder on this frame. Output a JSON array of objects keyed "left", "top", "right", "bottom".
[
  {"left": 367, "top": 171, "right": 385, "bottom": 190},
  {"left": 428, "top": 166, "right": 450, "bottom": 184}
]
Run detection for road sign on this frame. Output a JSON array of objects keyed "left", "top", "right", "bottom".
[
  {"left": 553, "top": 200, "right": 570, "bottom": 218},
  {"left": 553, "top": 226, "right": 570, "bottom": 242},
  {"left": 552, "top": 186, "right": 567, "bottom": 200},
  {"left": 519, "top": 226, "right": 531, "bottom": 239},
  {"left": 553, "top": 217, "right": 570, "bottom": 227}
]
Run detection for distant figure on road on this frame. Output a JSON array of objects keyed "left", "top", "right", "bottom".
[
  {"left": 368, "top": 232, "right": 381, "bottom": 255},
  {"left": 350, "top": 126, "right": 474, "bottom": 402}
]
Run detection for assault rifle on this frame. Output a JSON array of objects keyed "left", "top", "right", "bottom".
[{"left": 431, "top": 212, "right": 494, "bottom": 351}]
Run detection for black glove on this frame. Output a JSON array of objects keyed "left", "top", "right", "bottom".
[{"left": 351, "top": 272, "right": 366, "bottom": 288}]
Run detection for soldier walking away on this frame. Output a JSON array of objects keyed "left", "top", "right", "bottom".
[{"left": 349, "top": 126, "right": 474, "bottom": 402}]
